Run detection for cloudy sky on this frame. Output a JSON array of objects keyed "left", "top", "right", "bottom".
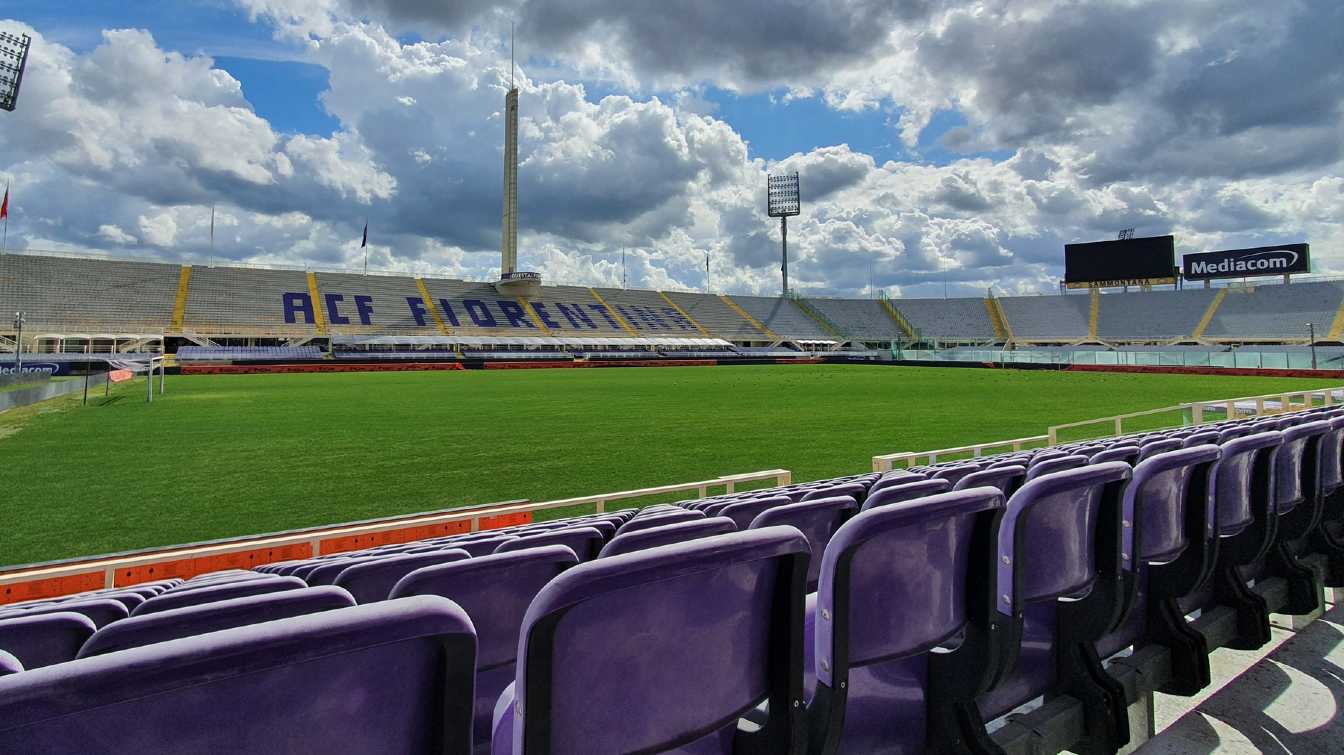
[{"left": 0, "top": 0, "right": 1339, "bottom": 297}]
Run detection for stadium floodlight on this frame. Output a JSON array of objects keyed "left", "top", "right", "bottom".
[
  {"left": 0, "top": 31, "right": 31, "bottom": 113},
  {"left": 767, "top": 173, "right": 801, "bottom": 294}
]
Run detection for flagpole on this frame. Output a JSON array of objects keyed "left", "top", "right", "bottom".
[
  {"left": 362, "top": 217, "right": 368, "bottom": 276},
  {"left": 2, "top": 180, "right": 9, "bottom": 255},
  {"left": 208, "top": 202, "right": 215, "bottom": 267}
]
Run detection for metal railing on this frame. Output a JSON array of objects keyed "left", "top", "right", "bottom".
[
  {"left": 0, "top": 468, "right": 792, "bottom": 595},
  {"left": 872, "top": 387, "right": 1344, "bottom": 471}
]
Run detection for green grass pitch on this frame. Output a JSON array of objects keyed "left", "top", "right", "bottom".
[{"left": 0, "top": 365, "right": 1336, "bottom": 567}]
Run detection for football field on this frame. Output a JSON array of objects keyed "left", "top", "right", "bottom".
[{"left": 0, "top": 364, "right": 1334, "bottom": 566}]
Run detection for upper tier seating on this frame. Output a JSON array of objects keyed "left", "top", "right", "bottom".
[
  {"left": 663, "top": 291, "right": 767, "bottom": 340},
  {"left": 731, "top": 296, "right": 830, "bottom": 339},
  {"left": 0, "top": 254, "right": 180, "bottom": 332},
  {"left": 806, "top": 298, "right": 904, "bottom": 340},
  {"left": 998, "top": 293, "right": 1092, "bottom": 339},
  {"left": 1097, "top": 288, "right": 1220, "bottom": 340},
  {"left": 891, "top": 296, "right": 998, "bottom": 340},
  {"left": 590, "top": 287, "right": 701, "bottom": 335},
  {"left": 183, "top": 265, "right": 313, "bottom": 336},
  {"left": 1204, "top": 281, "right": 1344, "bottom": 339}
]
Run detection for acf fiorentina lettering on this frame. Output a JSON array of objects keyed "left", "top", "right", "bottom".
[{"left": 281, "top": 292, "right": 698, "bottom": 331}]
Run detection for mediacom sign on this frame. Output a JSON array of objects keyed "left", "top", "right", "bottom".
[{"left": 1183, "top": 243, "right": 1310, "bottom": 280}]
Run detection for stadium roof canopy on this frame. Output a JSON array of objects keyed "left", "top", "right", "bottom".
[{"left": 330, "top": 335, "right": 733, "bottom": 348}]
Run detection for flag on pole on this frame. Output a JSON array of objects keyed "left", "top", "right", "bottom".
[
  {"left": 209, "top": 203, "right": 215, "bottom": 245},
  {"left": 1, "top": 184, "right": 8, "bottom": 220},
  {"left": 361, "top": 221, "right": 368, "bottom": 248}
]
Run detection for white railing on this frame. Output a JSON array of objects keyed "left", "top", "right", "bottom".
[
  {"left": 0, "top": 468, "right": 792, "bottom": 593},
  {"left": 872, "top": 435, "right": 1051, "bottom": 472},
  {"left": 872, "top": 386, "right": 1344, "bottom": 472}
]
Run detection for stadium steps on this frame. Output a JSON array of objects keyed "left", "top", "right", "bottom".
[
  {"left": 791, "top": 296, "right": 848, "bottom": 340},
  {"left": 516, "top": 296, "right": 552, "bottom": 335},
  {"left": 170, "top": 266, "right": 192, "bottom": 333},
  {"left": 1088, "top": 288, "right": 1099, "bottom": 341},
  {"left": 656, "top": 292, "right": 713, "bottom": 337},
  {"left": 586, "top": 288, "right": 640, "bottom": 336},
  {"left": 719, "top": 294, "right": 777, "bottom": 340},
  {"left": 879, "top": 295, "right": 919, "bottom": 340},
  {"left": 986, "top": 296, "right": 1013, "bottom": 342},
  {"left": 1191, "top": 288, "right": 1227, "bottom": 340},
  {"left": 414, "top": 279, "right": 451, "bottom": 335},
  {"left": 305, "top": 272, "right": 328, "bottom": 334},
  {"left": 1326, "top": 293, "right": 1344, "bottom": 342}
]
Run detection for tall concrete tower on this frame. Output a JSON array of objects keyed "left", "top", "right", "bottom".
[{"left": 500, "top": 85, "right": 519, "bottom": 275}]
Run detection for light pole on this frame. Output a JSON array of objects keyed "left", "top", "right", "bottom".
[
  {"left": 1307, "top": 322, "right": 1317, "bottom": 370},
  {"left": 12, "top": 310, "right": 24, "bottom": 371}
]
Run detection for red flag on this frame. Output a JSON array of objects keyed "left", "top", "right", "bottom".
[
  {"left": 361, "top": 221, "right": 367, "bottom": 248},
  {"left": 0, "top": 186, "right": 8, "bottom": 220}
]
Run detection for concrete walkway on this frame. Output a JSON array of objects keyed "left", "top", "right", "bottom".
[{"left": 1140, "top": 598, "right": 1343, "bottom": 754}]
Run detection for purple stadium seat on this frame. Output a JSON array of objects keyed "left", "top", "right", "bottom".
[
  {"left": 132, "top": 575, "right": 307, "bottom": 616},
  {"left": 0, "top": 612, "right": 97, "bottom": 669},
  {"left": 0, "top": 597, "right": 478, "bottom": 754},
  {"left": 1090, "top": 444, "right": 1140, "bottom": 466},
  {"left": 1096, "top": 445, "right": 1222, "bottom": 695},
  {"left": 806, "top": 488, "right": 1005, "bottom": 753},
  {"left": 613, "top": 510, "right": 704, "bottom": 536},
  {"left": 78, "top": 586, "right": 357, "bottom": 658},
  {"left": 303, "top": 556, "right": 382, "bottom": 585},
  {"left": 493, "top": 527, "right": 606, "bottom": 562},
  {"left": 927, "top": 464, "right": 979, "bottom": 488},
  {"left": 1181, "top": 430, "right": 1221, "bottom": 448},
  {"left": 0, "top": 649, "right": 20, "bottom": 676},
  {"left": 391, "top": 546, "right": 579, "bottom": 752},
  {"left": 749, "top": 496, "right": 855, "bottom": 591},
  {"left": 801, "top": 482, "right": 867, "bottom": 504},
  {"left": 335, "top": 549, "right": 472, "bottom": 604},
  {"left": 446, "top": 535, "right": 520, "bottom": 558},
  {"left": 718, "top": 495, "right": 789, "bottom": 530},
  {"left": 868, "top": 471, "right": 927, "bottom": 495},
  {"left": 491, "top": 527, "right": 810, "bottom": 755},
  {"left": 96, "top": 591, "right": 148, "bottom": 612},
  {"left": 1137, "top": 438, "right": 1182, "bottom": 463},
  {"left": 1266, "top": 420, "right": 1334, "bottom": 613},
  {"left": 598, "top": 517, "right": 737, "bottom": 558},
  {"left": 953, "top": 464, "right": 1026, "bottom": 495},
  {"left": 861, "top": 478, "right": 950, "bottom": 511},
  {"left": 0, "top": 598, "right": 129, "bottom": 629},
  {"left": 976, "top": 462, "right": 1133, "bottom": 752},
  {"left": 1023, "top": 453, "right": 1088, "bottom": 481}
]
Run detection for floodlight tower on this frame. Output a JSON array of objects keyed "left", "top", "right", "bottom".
[
  {"left": 0, "top": 31, "right": 31, "bottom": 113},
  {"left": 494, "top": 26, "right": 541, "bottom": 297},
  {"left": 767, "top": 173, "right": 800, "bottom": 294}
]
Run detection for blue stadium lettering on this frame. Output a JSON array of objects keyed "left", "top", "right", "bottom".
[
  {"left": 634, "top": 305, "right": 669, "bottom": 330},
  {"left": 588, "top": 304, "right": 620, "bottom": 329},
  {"left": 282, "top": 292, "right": 315, "bottom": 324},
  {"left": 496, "top": 300, "right": 535, "bottom": 328},
  {"left": 353, "top": 295, "right": 375, "bottom": 325},
  {"left": 438, "top": 299, "right": 461, "bottom": 327},
  {"left": 663, "top": 307, "right": 695, "bottom": 330},
  {"left": 615, "top": 305, "right": 644, "bottom": 329},
  {"left": 554, "top": 302, "right": 596, "bottom": 329},
  {"left": 406, "top": 297, "right": 429, "bottom": 326},
  {"left": 324, "top": 293, "right": 350, "bottom": 325},
  {"left": 462, "top": 299, "right": 498, "bottom": 327},
  {"left": 531, "top": 302, "right": 563, "bottom": 330}
]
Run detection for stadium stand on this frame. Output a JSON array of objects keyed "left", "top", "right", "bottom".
[
  {"left": 10, "top": 251, "right": 1344, "bottom": 352},
  {"left": 663, "top": 291, "right": 771, "bottom": 341},
  {"left": 890, "top": 296, "right": 997, "bottom": 341},
  {"left": 314, "top": 272, "right": 428, "bottom": 334},
  {"left": 3, "top": 402, "right": 1343, "bottom": 751},
  {"left": 1096, "top": 288, "right": 1220, "bottom": 341},
  {"left": 1203, "top": 280, "right": 1344, "bottom": 341},
  {"left": 0, "top": 254, "right": 179, "bottom": 333},
  {"left": 997, "top": 293, "right": 1093, "bottom": 340},
  {"left": 178, "top": 345, "right": 322, "bottom": 361},
  {"left": 182, "top": 264, "right": 315, "bottom": 337},
  {"left": 805, "top": 297, "right": 904, "bottom": 340},
  {"left": 589, "top": 287, "right": 701, "bottom": 335},
  {"left": 730, "top": 295, "right": 831, "bottom": 340}
]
